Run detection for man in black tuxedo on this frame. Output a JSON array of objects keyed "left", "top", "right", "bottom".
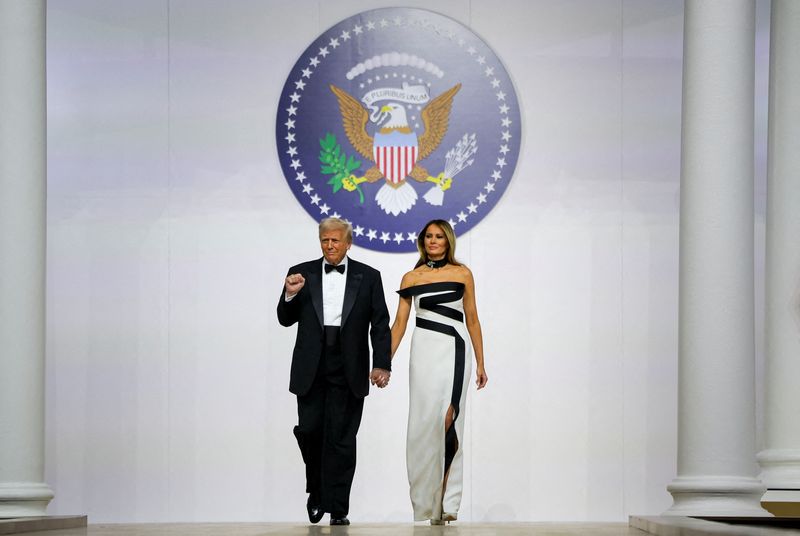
[{"left": 278, "top": 217, "right": 391, "bottom": 526}]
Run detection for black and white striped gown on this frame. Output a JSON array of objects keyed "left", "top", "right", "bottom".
[{"left": 397, "top": 282, "right": 472, "bottom": 522}]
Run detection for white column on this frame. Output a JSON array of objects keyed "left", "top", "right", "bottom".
[
  {"left": 664, "top": 0, "right": 768, "bottom": 516},
  {"left": 0, "top": 0, "right": 54, "bottom": 517},
  {"left": 757, "top": 0, "right": 800, "bottom": 492}
]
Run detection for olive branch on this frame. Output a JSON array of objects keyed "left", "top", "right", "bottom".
[{"left": 319, "top": 133, "right": 364, "bottom": 204}]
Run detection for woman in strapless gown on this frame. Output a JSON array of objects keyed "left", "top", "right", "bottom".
[{"left": 391, "top": 219, "right": 488, "bottom": 525}]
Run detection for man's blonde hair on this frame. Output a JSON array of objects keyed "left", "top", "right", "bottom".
[{"left": 319, "top": 217, "right": 353, "bottom": 243}]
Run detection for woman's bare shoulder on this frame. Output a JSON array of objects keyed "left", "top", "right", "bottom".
[
  {"left": 451, "top": 263, "right": 473, "bottom": 281},
  {"left": 399, "top": 267, "right": 425, "bottom": 288}
]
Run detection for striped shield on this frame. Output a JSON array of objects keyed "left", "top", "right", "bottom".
[{"left": 373, "top": 143, "right": 418, "bottom": 184}]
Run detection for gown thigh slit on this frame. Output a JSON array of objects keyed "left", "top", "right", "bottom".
[{"left": 398, "top": 281, "right": 472, "bottom": 522}]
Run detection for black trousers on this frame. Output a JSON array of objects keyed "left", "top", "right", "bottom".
[{"left": 293, "top": 332, "right": 364, "bottom": 516}]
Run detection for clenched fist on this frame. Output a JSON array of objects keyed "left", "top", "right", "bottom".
[{"left": 284, "top": 273, "right": 305, "bottom": 298}]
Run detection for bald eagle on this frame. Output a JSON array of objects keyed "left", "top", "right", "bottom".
[{"left": 329, "top": 83, "right": 461, "bottom": 216}]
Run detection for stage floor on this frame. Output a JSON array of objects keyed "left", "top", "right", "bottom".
[
  {"left": 13, "top": 521, "right": 648, "bottom": 536},
  {"left": 10, "top": 517, "right": 800, "bottom": 536}
]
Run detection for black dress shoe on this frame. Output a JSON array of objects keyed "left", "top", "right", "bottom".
[
  {"left": 330, "top": 515, "right": 350, "bottom": 525},
  {"left": 306, "top": 495, "right": 323, "bottom": 524}
]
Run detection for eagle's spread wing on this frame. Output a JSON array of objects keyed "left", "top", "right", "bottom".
[
  {"left": 329, "top": 85, "right": 374, "bottom": 162},
  {"left": 417, "top": 83, "right": 461, "bottom": 160}
]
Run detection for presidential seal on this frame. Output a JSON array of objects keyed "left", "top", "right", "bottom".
[{"left": 276, "top": 8, "right": 521, "bottom": 253}]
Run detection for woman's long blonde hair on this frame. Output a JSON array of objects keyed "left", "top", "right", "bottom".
[{"left": 414, "top": 219, "right": 461, "bottom": 268}]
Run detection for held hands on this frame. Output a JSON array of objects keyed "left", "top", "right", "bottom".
[
  {"left": 284, "top": 273, "right": 305, "bottom": 297},
  {"left": 370, "top": 368, "right": 391, "bottom": 389},
  {"left": 475, "top": 366, "right": 488, "bottom": 390}
]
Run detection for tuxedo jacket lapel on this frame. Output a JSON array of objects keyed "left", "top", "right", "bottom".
[
  {"left": 308, "top": 260, "right": 324, "bottom": 328},
  {"left": 341, "top": 263, "right": 363, "bottom": 328}
]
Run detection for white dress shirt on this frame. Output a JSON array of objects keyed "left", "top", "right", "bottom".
[{"left": 322, "top": 256, "right": 348, "bottom": 326}]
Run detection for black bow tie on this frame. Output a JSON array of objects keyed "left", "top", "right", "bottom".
[{"left": 325, "top": 263, "right": 345, "bottom": 274}]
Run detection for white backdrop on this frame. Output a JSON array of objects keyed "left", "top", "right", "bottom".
[{"left": 44, "top": 0, "right": 770, "bottom": 523}]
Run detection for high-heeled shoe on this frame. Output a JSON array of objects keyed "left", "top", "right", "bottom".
[{"left": 430, "top": 519, "right": 445, "bottom": 525}]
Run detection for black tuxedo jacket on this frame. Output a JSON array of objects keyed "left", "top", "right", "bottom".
[{"left": 277, "top": 257, "right": 391, "bottom": 398}]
